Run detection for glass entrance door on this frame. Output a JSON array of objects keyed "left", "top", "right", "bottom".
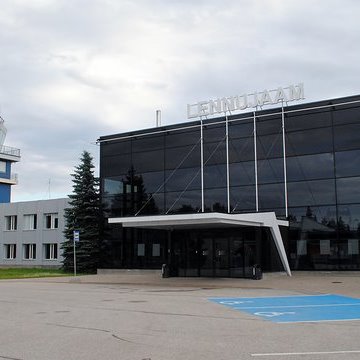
[
  {"left": 199, "top": 237, "right": 213, "bottom": 276},
  {"left": 214, "top": 238, "right": 230, "bottom": 277}
]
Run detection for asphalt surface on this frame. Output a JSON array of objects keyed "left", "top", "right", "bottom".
[{"left": 0, "top": 272, "right": 360, "bottom": 360}]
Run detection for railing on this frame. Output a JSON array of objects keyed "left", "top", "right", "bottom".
[{"left": 0, "top": 145, "right": 20, "bottom": 157}]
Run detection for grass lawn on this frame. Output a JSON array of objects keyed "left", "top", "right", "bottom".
[{"left": 0, "top": 268, "right": 71, "bottom": 280}]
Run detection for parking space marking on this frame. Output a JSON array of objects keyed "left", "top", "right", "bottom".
[
  {"left": 209, "top": 294, "right": 360, "bottom": 323},
  {"left": 251, "top": 350, "right": 360, "bottom": 357}
]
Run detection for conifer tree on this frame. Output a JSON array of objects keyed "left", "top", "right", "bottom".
[{"left": 61, "top": 151, "right": 100, "bottom": 273}]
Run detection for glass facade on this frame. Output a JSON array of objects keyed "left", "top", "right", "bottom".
[{"left": 100, "top": 95, "right": 360, "bottom": 274}]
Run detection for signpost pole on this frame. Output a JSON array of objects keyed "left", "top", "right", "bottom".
[{"left": 73, "top": 230, "right": 79, "bottom": 277}]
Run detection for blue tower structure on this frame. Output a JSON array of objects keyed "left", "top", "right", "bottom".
[{"left": 0, "top": 117, "right": 20, "bottom": 203}]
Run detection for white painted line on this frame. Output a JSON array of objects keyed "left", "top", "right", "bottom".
[
  {"left": 280, "top": 318, "right": 360, "bottom": 324},
  {"left": 251, "top": 350, "right": 360, "bottom": 357},
  {"left": 239, "top": 303, "right": 360, "bottom": 309}
]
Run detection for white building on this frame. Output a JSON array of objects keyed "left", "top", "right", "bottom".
[{"left": 0, "top": 198, "right": 68, "bottom": 267}]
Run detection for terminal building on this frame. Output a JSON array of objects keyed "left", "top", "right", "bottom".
[
  {"left": 0, "top": 198, "right": 68, "bottom": 268},
  {"left": 99, "top": 93, "right": 360, "bottom": 277}
]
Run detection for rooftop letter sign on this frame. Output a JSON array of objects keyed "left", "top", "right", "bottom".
[{"left": 187, "top": 83, "right": 304, "bottom": 119}]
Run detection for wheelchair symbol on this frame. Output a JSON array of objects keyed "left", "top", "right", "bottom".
[
  {"left": 219, "top": 300, "right": 254, "bottom": 305},
  {"left": 254, "top": 311, "right": 296, "bottom": 317}
]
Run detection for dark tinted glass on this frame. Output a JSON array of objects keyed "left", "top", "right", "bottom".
[
  {"left": 229, "top": 137, "right": 254, "bottom": 162},
  {"left": 165, "top": 167, "right": 200, "bottom": 191},
  {"left": 333, "top": 107, "right": 360, "bottom": 126},
  {"left": 165, "top": 128, "right": 200, "bottom": 148},
  {"left": 230, "top": 185, "right": 256, "bottom": 211},
  {"left": 203, "top": 124, "right": 226, "bottom": 143},
  {"left": 101, "top": 140, "right": 131, "bottom": 156},
  {"left": 230, "top": 161, "right": 255, "bottom": 186},
  {"left": 204, "top": 141, "right": 226, "bottom": 165},
  {"left": 132, "top": 150, "right": 164, "bottom": 172},
  {"left": 256, "top": 117, "right": 282, "bottom": 136},
  {"left": 288, "top": 179, "right": 336, "bottom": 207},
  {"left": 336, "top": 150, "right": 360, "bottom": 177},
  {"left": 285, "top": 110, "right": 332, "bottom": 132},
  {"left": 204, "top": 164, "right": 227, "bottom": 189},
  {"left": 288, "top": 205, "right": 337, "bottom": 225},
  {"left": 334, "top": 123, "right": 360, "bottom": 151},
  {"left": 337, "top": 204, "right": 360, "bottom": 231},
  {"left": 258, "top": 158, "right": 284, "bottom": 184},
  {"left": 229, "top": 120, "right": 253, "bottom": 139},
  {"left": 258, "top": 183, "right": 285, "bottom": 209},
  {"left": 141, "top": 171, "right": 165, "bottom": 193},
  {"left": 287, "top": 153, "right": 334, "bottom": 181},
  {"left": 257, "top": 133, "right": 283, "bottom": 159},
  {"left": 204, "top": 188, "right": 227, "bottom": 212},
  {"left": 166, "top": 190, "right": 201, "bottom": 214},
  {"left": 101, "top": 154, "right": 131, "bottom": 177},
  {"left": 103, "top": 177, "right": 125, "bottom": 195},
  {"left": 337, "top": 177, "right": 360, "bottom": 204},
  {"left": 165, "top": 145, "right": 200, "bottom": 170},
  {"left": 132, "top": 135, "right": 164, "bottom": 152},
  {"left": 286, "top": 127, "right": 333, "bottom": 156},
  {"left": 136, "top": 192, "right": 164, "bottom": 215}
]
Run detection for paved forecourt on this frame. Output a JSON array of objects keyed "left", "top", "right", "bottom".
[{"left": 210, "top": 294, "right": 360, "bottom": 323}]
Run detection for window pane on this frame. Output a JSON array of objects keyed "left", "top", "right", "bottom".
[
  {"left": 337, "top": 177, "right": 360, "bottom": 204},
  {"left": 141, "top": 171, "right": 165, "bottom": 193},
  {"left": 101, "top": 154, "right": 131, "bottom": 177},
  {"left": 258, "top": 183, "right": 285, "bottom": 209},
  {"left": 229, "top": 138, "right": 254, "bottom": 162},
  {"left": 229, "top": 120, "right": 253, "bottom": 139},
  {"left": 101, "top": 139, "right": 131, "bottom": 156},
  {"left": 132, "top": 150, "right": 164, "bottom": 172},
  {"left": 204, "top": 164, "right": 227, "bottom": 189},
  {"left": 288, "top": 179, "right": 336, "bottom": 207},
  {"left": 103, "top": 177, "right": 125, "bottom": 196},
  {"left": 285, "top": 110, "right": 332, "bottom": 132},
  {"left": 334, "top": 123, "right": 360, "bottom": 151},
  {"left": 230, "top": 161, "right": 255, "bottom": 186},
  {"left": 257, "top": 133, "right": 283, "bottom": 159},
  {"left": 165, "top": 128, "right": 200, "bottom": 148},
  {"left": 256, "top": 117, "right": 282, "bottom": 136},
  {"left": 287, "top": 153, "right": 334, "bottom": 181},
  {"left": 166, "top": 190, "right": 201, "bottom": 214},
  {"left": 132, "top": 134, "right": 164, "bottom": 152},
  {"left": 336, "top": 150, "right": 360, "bottom": 177},
  {"left": 204, "top": 188, "right": 227, "bottom": 212},
  {"left": 337, "top": 204, "right": 360, "bottom": 231},
  {"left": 258, "top": 158, "right": 284, "bottom": 184},
  {"left": 231, "top": 185, "right": 256, "bottom": 212},
  {"left": 333, "top": 107, "right": 360, "bottom": 126},
  {"left": 165, "top": 167, "right": 200, "bottom": 192},
  {"left": 165, "top": 145, "right": 200, "bottom": 170},
  {"left": 286, "top": 127, "right": 333, "bottom": 156},
  {"left": 204, "top": 141, "right": 226, "bottom": 165},
  {"left": 203, "top": 124, "right": 226, "bottom": 143}
]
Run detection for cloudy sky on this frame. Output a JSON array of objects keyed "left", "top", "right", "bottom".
[{"left": 1, "top": 0, "right": 359, "bottom": 201}]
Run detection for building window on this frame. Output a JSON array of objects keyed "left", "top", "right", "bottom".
[
  {"left": 5, "top": 215, "right": 17, "bottom": 231},
  {"left": 23, "top": 244, "right": 36, "bottom": 260},
  {"left": 0, "top": 161, "right": 6, "bottom": 173},
  {"left": 44, "top": 213, "right": 58, "bottom": 229},
  {"left": 44, "top": 243, "right": 58, "bottom": 260},
  {"left": 4, "top": 244, "right": 16, "bottom": 259},
  {"left": 23, "top": 214, "right": 37, "bottom": 230}
]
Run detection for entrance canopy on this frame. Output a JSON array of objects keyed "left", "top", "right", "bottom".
[{"left": 109, "top": 212, "right": 291, "bottom": 276}]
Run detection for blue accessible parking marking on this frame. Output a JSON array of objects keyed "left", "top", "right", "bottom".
[{"left": 209, "top": 294, "right": 360, "bottom": 323}]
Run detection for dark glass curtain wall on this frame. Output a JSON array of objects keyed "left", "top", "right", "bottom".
[{"left": 100, "top": 95, "right": 360, "bottom": 272}]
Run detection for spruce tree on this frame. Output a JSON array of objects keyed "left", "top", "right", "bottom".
[{"left": 61, "top": 151, "right": 100, "bottom": 273}]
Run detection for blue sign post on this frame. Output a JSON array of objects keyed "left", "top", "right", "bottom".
[{"left": 73, "top": 230, "right": 80, "bottom": 276}]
